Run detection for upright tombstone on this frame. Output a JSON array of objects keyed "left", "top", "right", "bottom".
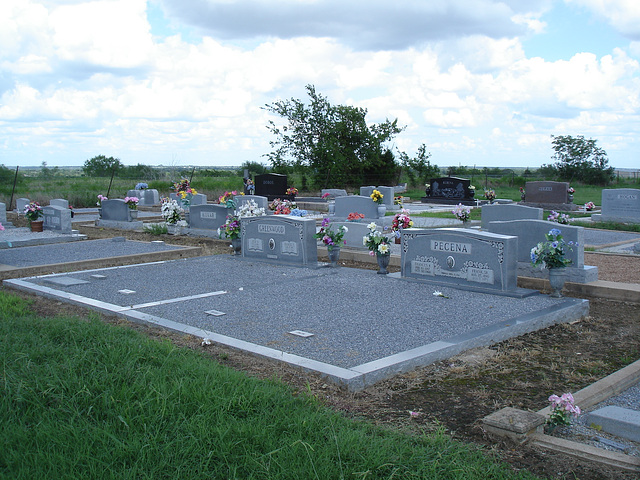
[
  {"left": 487, "top": 219, "right": 597, "bottom": 283},
  {"left": 190, "top": 193, "right": 207, "bottom": 206},
  {"left": 241, "top": 215, "right": 317, "bottom": 267},
  {"left": 99, "top": 199, "right": 131, "bottom": 221},
  {"left": 523, "top": 181, "right": 576, "bottom": 211},
  {"left": 16, "top": 198, "right": 29, "bottom": 213},
  {"left": 327, "top": 221, "right": 380, "bottom": 250},
  {"left": 359, "top": 186, "right": 375, "bottom": 198},
  {"left": 235, "top": 195, "right": 269, "bottom": 213},
  {"left": 50, "top": 198, "right": 69, "bottom": 209},
  {"left": 141, "top": 189, "right": 160, "bottom": 206},
  {"left": 126, "top": 189, "right": 143, "bottom": 201},
  {"left": 255, "top": 173, "right": 288, "bottom": 200},
  {"left": 321, "top": 189, "right": 348, "bottom": 199},
  {"left": 481, "top": 204, "right": 543, "bottom": 230},
  {"left": 333, "top": 195, "right": 381, "bottom": 220},
  {"left": 593, "top": 188, "right": 640, "bottom": 224},
  {"left": 0, "top": 202, "right": 14, "bottom": 228},
  {"left": 189, "top": 204, "right": 229, "bottom": 230},
  {"left": 422, "top": 177, "right": 475, "bottom": 205},
  {"left": 43, "top": 205, "right": 72, "bottom": 233},
  {"left": 400, "top": 228, "right": 530, "bottom": 296},
  {"left": 376, "top": 186, "right": 395, "bottom": 208}
]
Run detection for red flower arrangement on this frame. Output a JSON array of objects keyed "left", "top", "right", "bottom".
[{"left": 347, "top": 212, "right": 365, "bottom": 222}]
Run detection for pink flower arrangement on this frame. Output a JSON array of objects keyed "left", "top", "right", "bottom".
[
  {"left": 269, "top": 198, "right": 295, "bottom": 214},
  {"left": 96, "top": 194, "right": 108, "bottom": 206},
  {"left": 314, "top": 218, "right": 347, "bottom": 251},
  {"left": 585, "top": 201, "right": 595, "bottom": 211},
  {"left": 0, "top": 222, "right": 4, "bottom": 231},
  {"left": 286, "top": 186, "right": 298, "bottom": 196},
  {"left": 391, "top": 209, "right": 413, "bottom": 231},
  {"left": 547, "top": 392, "right": 580, "bottom": 426},
  {"left": 124, "top": 196, "right": 139, "bottom": 209},
  {"left": 321, "top": 192, "right": 330, "bottom": 199},
  {"left": 347, "top": 212, "right": 365, "bottom": 222}
]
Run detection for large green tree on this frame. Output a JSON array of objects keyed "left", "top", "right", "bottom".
[
  {"left": 398, "top": 144, "right": 439, "bottom": 187},
  {"left": 263, "top": 85, "right": 404, "bottom": 188},
  {"left": 547, "top": 135, "right": 615, "bottom": 185},
  {"left": 82, "top": 155, "right": 124, "bottom": 177}
]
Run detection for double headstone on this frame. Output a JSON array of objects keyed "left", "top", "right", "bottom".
[
  {"left": 523, "top": 181, "right": 576, "bottom": 210},
  {"left": 486, "top": 219, "right": 597, "bottom": 283},
  {"left": 359, "top": 186, "right": 395, "bottom": 207},
  {"left": 400, "top": 228, "right": 529, "bottom": 296},
  {"left": 43, "top": 205, "right": 72, "bottom": 233},
  {"left": 592, "top": 188, "right": 640, "bottom": 224},
  {"left": 423, "top": 177, "right": 475, "bottom": 205},
  {"left": 241, "top": 215, "right": 317, "bottom": 267},
  {"left": 127, "top": 189, "right": 160, "bottom": 206},
  {"left": 255, "top": 173, "right": 288, "bottom": 200}
]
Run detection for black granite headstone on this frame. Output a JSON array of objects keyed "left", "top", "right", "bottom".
[
  {"left": 428, "top": 177, "right": 473, "bottom": 200},
  {"left": 255, "top": 173, "right": 288, "bottom": 200}
]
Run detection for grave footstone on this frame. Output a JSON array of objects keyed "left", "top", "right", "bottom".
[
  {"left": 592, "top": 188, "right": 640, "bottom": 224},
  {"left": 43, "top": 205, "right": 72, "bottom": 233},
  {"left": 241, "top": 215, "right": 317, "bottom": 267},
  {"left": 189, "top": 204, "right": 229, "bottom": 230},
  {"left": 487, "top": 219, "right": 597, "bottom": 283},
  {"left": 481, "top": 204, "right": 543, "bottom": 230},
  {"left": 400, "top": 228, "right": 529, "bottom": 296}
]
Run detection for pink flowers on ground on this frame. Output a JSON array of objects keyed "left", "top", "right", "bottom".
[{"left": 547, "top": 392, "right": 581, "bottom": 426}]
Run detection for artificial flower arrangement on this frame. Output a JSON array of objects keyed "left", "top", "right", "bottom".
[
  {"left": 394, "top": 196, "right": 403, "bottom": 206},
  {"left": 347, "top": 212, "right": 365, "bottom": 222},
  {"left": 135, "top": 182, "right": 148, "bottom": 190},
  {"left": 124, "top": 196, "right": 139, "bottom": 209},
  {"left": 219, "top": 190, "right": 238, "bottom": 209},
  {"left": 23, "top": 201, "right": 43, "bottom": 222},
  {"left": 391, "top": 209, "right": 414, "bottom": 231},
  {"left": 0, "top": 222, "right": 4, "bottom": 231},
  {"left": 161, "top": 198, "right": 184, "bottom": 225},
  {"left": 321, "top": 192, "right": 331, "bottom": 199},
  {"left": 469, "top": 185, "right": 476, "bottom": 191},
  {"left": 245, "top": 178, "right": 255, "bottom": 193},
  {"left": 568, "top": 187, "right": 575, "bottom": 194},
  {"left": 269, "top": 198, "right": 296, "bottom": 214},
  {"left": 172, "top": 178, "right": 198, "bottom": 207},
  {"left": 286, "top": 186, "right": 298, "bottom": 196},
  {"left": 363, "top": 222, "right": 391, "bottom": 256},
  {"left": 547, "top": 210, "right": 571, "bottom": 225},
  {"left": 484, "top": 189, "right": 496, "bottom": 202},
  {"left": 219, "top": 215, "right": 241, "bottom": 239},
  {"left": 289, "top": 208, "right": 307, "bottom": 217},
  {"left": 452, "top": 203, "right": 471, "bottom": 223},
  {"left": 584, "top": 201, "right": 595, "bottom": 211},
  {"left": 519, "top": 186, "right": 525, "bottom": 197},
  {"left": 314, "top": 218, "right": 347, "bottom": 251},
  {"left": 96, "top": 194, "right": 108, "bottom": 206},
  {"left": 547, "top": 393, "right": 581, "bottom": 427},
  {"left": 237, "top": 199, "right": 266, "bottom": 217},
  {"left": 530, "top": 228, "right": 575, "bottom": 269},
  {"left": 370, "top": 189, "right": 384, "bottom": 204}
]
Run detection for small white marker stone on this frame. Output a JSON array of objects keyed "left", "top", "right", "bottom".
[
  {"left": 90, "top": 274, "right": 107, "bottom": 280},
  {"left": 118, "top": 289, "right": 136, "bottom": 294},
  {"left": 288, "top": 330, "right": 314, "bottom": 338},
  {"left": 205, "top": 310, "right": 226, "bottom": 316}
]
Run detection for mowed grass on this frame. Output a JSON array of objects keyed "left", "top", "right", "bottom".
[{"left": 0, "top": 291, "right": 537, "bottom": 480}]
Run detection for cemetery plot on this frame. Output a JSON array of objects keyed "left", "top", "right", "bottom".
[{"left": 4, "top": 255, "right": 588, "bottom": 390}]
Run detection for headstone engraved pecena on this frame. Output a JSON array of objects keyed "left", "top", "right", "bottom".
[
  {"left": 400, "top": 228, "right": 529, "bottom": 296},
  {"left": 241, "top": 215, "right": 317, "bottom": 267}
]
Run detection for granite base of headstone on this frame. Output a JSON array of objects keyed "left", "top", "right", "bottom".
[
  {"left": 481, "top": 204, "right": 543, "bottom": 230},
  {"left": 487, "top": 219, "right": 597, "bottom": 283},
  {"left": 591, "top": 188, "right": 640, "bottom": 224},
  {"left": 43, "top": 205, "right": 72, "bottom": 234},
  {"left": 521, "top": 181, "right": 578, "bottom": 211},
  {"left": 421, "top": 177, "right": 476, "bottom": 206},
  {"left": 399, "top": 227, "right": 533, "bottom": 297},
  {"left": 241, "top": 215, "right": 317, "bottom": 267}
]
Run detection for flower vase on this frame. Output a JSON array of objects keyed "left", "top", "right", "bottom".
[
  {"left": 184, "top": 211, "right": 190, "bottom": 225},
  {"left": 462, "top": 220, "right": 470, "bottom": 228},
  {"left": 129, "top": 209, "right": 138, "bottom": 220},
  {"left": 394, "top": 228, "right": 402, "bottom": 244},
  {"left": 30, "top": 220, "right": 44, "bottom": 232},
  {"left": 548, "top": 268, "right": 567, "bottom": 298},
  {"left": 521, "top": 194, "right": 526, "bottom": 201},
  {"left": 568, "top": 194, "right": 574, "bottom": 203},
  {"left": 377, "top": 205, "right": 386, "bottom": 218},
  {"left": 376, "top": 253, "right": 390, "bottom": 274},
  {"left": 167, "top": 223, "right": 181, "bottom": 235},
  {"left": 328, "top": 202, "right": 335, "bottom": 215},
  {"left": 327, "top": 246, "right": 340, "bottom": 267},
  {"left": 97, "top": 208, "right": 102, "bottom": 218},
  {"left": 231, "top": 238, "right": 242, "bottom": 256}
]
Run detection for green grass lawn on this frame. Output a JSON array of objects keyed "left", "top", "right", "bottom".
[{"left": 0, "top": 291, "right": 537, "bottom": 480}]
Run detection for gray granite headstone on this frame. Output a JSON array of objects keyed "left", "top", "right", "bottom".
[
  {"left": 100, "top": 199, "right": 130, "bottom": 221},
  {"left": 16, "top": 198, "right": 29, "bottom": 213},
  {"left": 241, "top": 215, "right": 317, "bottom": 267},
  {"left": 333, "top": 195, "right": 379, "bottom": 219},
  {"left": 359, "top": 186, "right": 376, "bottom": 198},
  {"left": 487, "top": 219, "right": 597, "bottom": 283},
  {"left": 524, "top": 181, "right": 569, "bottom": 204},
  {"left": 43, "top": 205, "right": 72, "bottom": 233},
  {"left": 190, "top": 193, "right": 207, "bottom": 206},
  {"left": 142, "top": 189, "right": 160, "bottom": 206},
  {"left": 126, "top": 189, "right": 143, "bottom": 201},
  {"left": 376, "top": 186, "right": 395, "bottom": 207},
  {"left": 596, "top": 188, "right": 640, "bottom": 223},
  {"left": 394, "top": 183, "right": 408, "bottom": 194},
  {"left": 0, "top": 202, "right": 13, "bottom": 228},
  {"left": 327, "top": 221, "right": 382, "bottom": 250},
  {"left": 50, "top": 198, "right": 69, "bottom": 209},
  {"left": 321, "top": 189, "right": 348, "bottom": 199},
  {"left": 235, "top": 195, "right": 269, "bottom": 212},
  {"left": 481, "top": 204, "right": 543, "bottom": 229},
  {"left": 189, "top": 204, "right": 229, "bottom": 230},
  {"left": 400, "top": 228, "right": 524, "bottom": 295}
]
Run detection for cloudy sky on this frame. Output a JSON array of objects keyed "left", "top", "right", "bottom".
[{"left": 1, "top": 0, "right": 639, "bottom": 170}]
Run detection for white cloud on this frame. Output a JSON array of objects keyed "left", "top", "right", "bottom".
[{"left": 567, "top": 0, "right": 640, "bottom": 38}]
